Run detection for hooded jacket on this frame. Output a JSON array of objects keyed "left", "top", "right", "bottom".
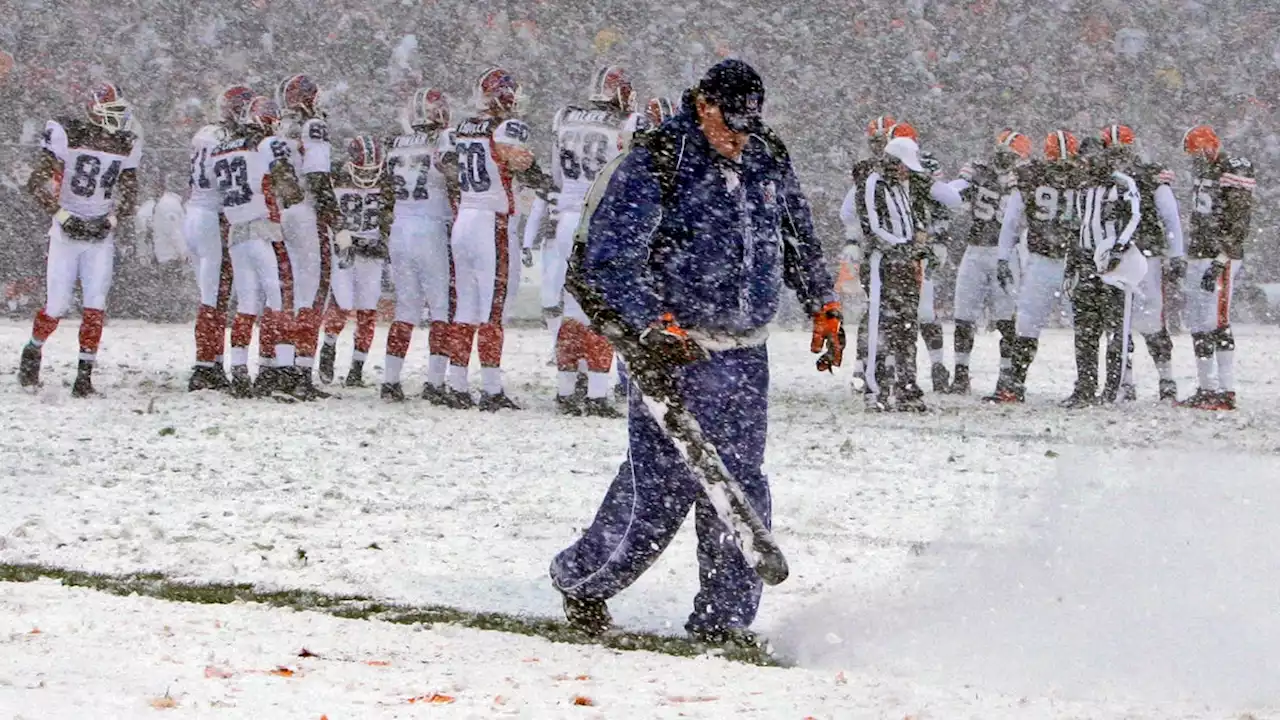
[{"left": 579, "top": 95, "right": 833, "bottom": 336}]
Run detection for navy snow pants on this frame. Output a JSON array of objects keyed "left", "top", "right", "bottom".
[{"left": 550, "top": 344, "right": 771, "bottom": 634}]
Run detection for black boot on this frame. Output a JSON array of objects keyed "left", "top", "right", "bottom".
[
  {"left": 290, "top": 367, "right": 331, "bottom": 400},
  {"left": 946, "top": 365, "right": 970, "bottom": 395},
  {"left": 478, "top": 391, "right": 522, "bottom": 412},
  {"left": 18, "top": 343, "right": 42, "bottom": 388},
  {"left": 71, "top": 360, "right": 96, "bottom": 398},
  {"left": 318, "top": 342, "right": 336, "bottom": 384},
  {"left": 562, "top": 593, "right": 611, "bottom": 636},
  {"left": 187, "top": 365, "right": 222, "bottom": 392},
  {"left": 1158, "top": 378, "right": 1178, "bottom": 402},
  {"left": 555, "top": 394, "right": 583, "bottom": 416}
]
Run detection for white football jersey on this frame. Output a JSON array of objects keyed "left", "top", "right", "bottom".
[
  {"left": 388, "top": 129, "right": 453, "bottom": 219},
  {"left": 551, "top": 106, "right": 637, "bottom": 213},
  {"left": 454, "top": 115, "right": 530, "bottom": 215},
  {"left": 333, "top": 183, "right": 386, "bottom": 243},
  {"left": 41, "top": 118, "right": 142, "bottom": 219},
  {"left": 187, "top": 124, "right": 227, "bottom": 213},
  {"left": 211, "top": 134, "right": 294, "bottom": 226}
]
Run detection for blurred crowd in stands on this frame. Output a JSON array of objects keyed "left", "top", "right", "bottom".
[{"left": 1, "top": 0, "right": 1276, "bottom": 319}]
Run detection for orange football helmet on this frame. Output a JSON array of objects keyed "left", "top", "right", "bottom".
[
  {"left": 1182, "top": 125, "right": 1220, "bottom": 160},
  {"left": 1044, "top": 130, "right": 1079, "bottom": 161},
  {"left": 1100, "top": 124, "right": 1135, "bottom": 147},
  {"left": 866, "top": 115, "right": 896, "bottom": 137},
  {"left": 888, "top": 122, "right": 918, "bottom": 141},
  {"left": 996, "top": 129, "right": 1032, "bottom": 159}
]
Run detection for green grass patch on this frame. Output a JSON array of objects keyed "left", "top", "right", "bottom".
[{"left": 0, "top": 562, "right": 786, "bottom": 667}]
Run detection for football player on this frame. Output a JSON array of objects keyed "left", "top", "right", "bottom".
[
  {"left": 1067, "top": 137, "right": 1141, "bottom": 408},
  {"left": 1180, "top": 125, "right": 1255, "bottom": 410},
  {"left": 448, "top": 66, "right": 552, "bottom": 411},
  {"left": 987, "top": 130, "right": 1083, "bottom": 403},
  {"left": 374, "top": 87, "right": 459, "bottom": 402},
  {"left": 906, "top": 136, "right": 954, "bottom": 393},
  {"left": 212, "top": 97, "right": 305, "bottom": 398},
  {"left": 542, "top": 66, "right": 641, "bottom": 418},
  {"left": 186, "top": 85, "right": 253, "bottom": 392},
  {"left": 275, "top": 74, "right": 339, "bottom": 399},
  {"left": 947, "top": 129, "right": 1030, "bottom": 395},
  {"left": 320, "top": 136, "right": 395, "bottom": 388},
  {"left": 19, "top": 83, "right": 141, "bottom": 397},
  {"left": 645, "top": 96, "right": 677, "bottom": 128},
  {"left": 839, "top": 115, "right": 895, "bottom": 406},
  {"left": 1099, "top": 124, "right": 1186, "bottom": 401}
]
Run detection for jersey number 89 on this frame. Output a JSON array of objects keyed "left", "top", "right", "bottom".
[{"left": 559, "top": 130, "right": 610, "bottom": 182}]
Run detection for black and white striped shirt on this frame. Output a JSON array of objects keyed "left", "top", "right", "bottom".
[
  {"left": 863, "top": 171, "right": 916, "bottom": 253},
  {"left": 1077, "top": 171, "right": 1141, "bottom": 260}
]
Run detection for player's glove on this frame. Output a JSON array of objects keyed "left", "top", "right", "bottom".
[
  {"left": 996, "top": 259, "right": 1014, "bottom": 292},
  {"left": 1201, "top": 258, "right": 1226, "bottom": 292},
  {"left": 1166, "top": 256, "right": 1187, "bottom": 282},
  {"left": 1097, "top": 246, "right": 1125, "bottom": 274},
  {"left": 810, "top": 301, "right": 845, "bottom": 373},
  {"left": 639, "top": 313, "right": 709, "bottom": 370},
  {"left": 522, "top": 247, "right": 534, "bottom": 268}
]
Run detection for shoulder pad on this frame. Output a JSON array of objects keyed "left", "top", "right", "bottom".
[
  {"left": 499, "top": 119, "right": 531, "bottom": 143},
  {"left": 193, "top": 124, "right": 224, "bottom": 146},
  {"left": 1226, "top": 155, "right": 1253, "bottom": 173},
  {"left": 551, "top": 108, "right": 567, "bottom": 133}
]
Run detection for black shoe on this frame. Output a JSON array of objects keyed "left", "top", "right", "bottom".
[
  {"left": 209, "top": 364, "right": 230, "bottom": 391},
  {"left": 1158, "top": 379, "right": 1178, "bottom": 402},
  {"left": 380, "top": 382, "right": 405, "bottom": 402},
  {"left": 555, "top": 394, "right": 583, "bottom": 416},
  {"left": 478, "top": 391, "right": 521, "bottom": 412},
  {"left": 318, "top": 343, "right": 336, "bottom": 385},
  {"left": 228, "top": 366, "right": 254, "bottom": 398},
  {"left": 863, "top": 390, "right": 888, "bottom": 412},
  {"left": 930, "top": 362, "right": 951, "bottom": 393},
  {"left": 71, "top": 360, "right": 95, "bottom": 398},
  {"left": 343, "top": 360, "right": 365, "bottom": 388},
  {"left": 18, "top": 343, "right": 41, "bottom": 388},
  {"left": 687, "top": 625, "right": 765, "bottom": 653},
  {"left": 945, "top": 366, "right": 970, "bottom": 395},
  {"left": 1060, "top": 389, "right": 1097, "bottom": 409},
  {"left": 442, "top": 389, "right": 475, "bottom": 410},
  {"left": 562, "top": 594, "right": 611, "bottom": 636},
  {"left": 582, "top": 397, "right": 623, "bottom": 418}
]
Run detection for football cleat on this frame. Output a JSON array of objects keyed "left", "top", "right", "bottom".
[
  {"left": 228, "top": 366, "right": 254, "bottom": 398},
  {"left": 442, "top": 389, "right": 475, "bottom": 410},
  {"left": 894, "top": 391, "right": 928, "bottom": 413},
  {"left": 983, "top": 387, "right": 1025, "bottom": 404},
  {"left": 562, "top": 593, "right": 611, "bottom": 637},
  {"left": 71, "top": 361, "right": 96, "bottom": 398},
  {"left": 380, "top": 382, "right": 405, "bottom": 402},
  {"left": 253, "top": 366, "right": 286, "bottom": 397},
  {"left": 946, "top": 366, "right": 971, "bottom": 395},
  {"left": 18, "top": 343, "right": 42, "bottom": 388},
  {"left": 1177, "top": 388, "right": 1215, "bottom": 408},
  {"left": 555, "top": 394, "right": 584, "bottom": 416},
  {"left": 288, "top": 369, "right": 331, "bottom": 400},
  {"left": 187, "top": 365, "right": 224, "bottom": 392},
  {"left": 420, "top": 382, "right": 448, "bottom": 405},
  {"left": 343, "top": 360, "right": 366, "bottom": 388},
  {"left": 1158, "top": 379, "right": 1178, "bottom": 402},
  {"left": 582, "top": 397, "right": 623, "bottom": 419},
  {"left": 317, "top": 343, "right": 336, "bottom": 384},
  {"left": 478, "top": 391, "right": 521, "bottom": 412}
]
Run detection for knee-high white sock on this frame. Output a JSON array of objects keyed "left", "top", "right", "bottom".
[
  {"left": 586, "top": 371, "right": 610, "bottom": 399},
  {"left": 1218, "top": 350, "right": 1235, "bottom": 392},
  {"left": 557, "top": 371, "right": 578, "bottom": 397},
  {"left": 447, "top": 364, "right": 469, "bottom": 393},
  {"left": 384, "top": 354, "right": 404, "bottom": 384},
  {"left": 426, "top": 355, "right": 448, "bottom": 387},
  {"left": 480, "top": 366, "right": 503, "bottom": 395}
]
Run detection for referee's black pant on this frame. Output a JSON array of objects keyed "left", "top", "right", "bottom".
[{"left": 1070, "top": 275, "right": 1129, "bottom": 398}]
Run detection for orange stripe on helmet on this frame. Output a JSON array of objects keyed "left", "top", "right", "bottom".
[
  {"left": 889, "top": 122, "right": 918, "bottom": 141},
  {"left": 866, "top": 115, "right": 896, "bottom": 137},
  {"left": 1044, "top": 130, "right": 1078, "bottom": 161},
  {"left": 1100, "top": 124, "right": 1135, "bottom": 147}
]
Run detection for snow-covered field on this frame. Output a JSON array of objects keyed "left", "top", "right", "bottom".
[{"left": 2, "top": 319, "right": 1279, "bottom": 718}]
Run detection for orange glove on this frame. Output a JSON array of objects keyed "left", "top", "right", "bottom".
[{"left": 811, "top": 301, "right": 844, "bottom": 373}]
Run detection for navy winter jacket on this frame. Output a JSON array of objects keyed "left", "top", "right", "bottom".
[{"left": 581, "top": 104, "right": 834, "bottom": 336}]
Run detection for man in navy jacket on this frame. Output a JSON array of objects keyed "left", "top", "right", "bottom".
[{"left": 550, "top": 60, "right": 841, "bottom": 644}]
